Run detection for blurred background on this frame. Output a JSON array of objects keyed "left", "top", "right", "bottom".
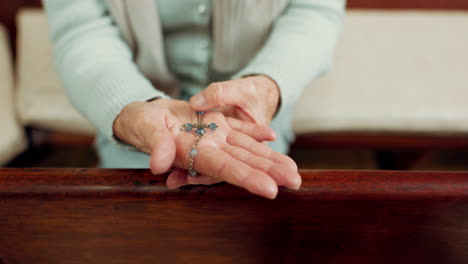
[{"left": 1, "top": 0, "right": 468, "bottom": 171}]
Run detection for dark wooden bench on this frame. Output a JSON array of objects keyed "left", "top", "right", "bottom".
[{"left": 1, "top": 169, "right": 467, "bottom": 263}]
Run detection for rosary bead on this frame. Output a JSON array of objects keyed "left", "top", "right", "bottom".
[
  {"left": 195, "top": 127, "right": 206, "bottom": 135},
  {"left": 183, "top": 123, "right": 193, "bottom": 132},
  {"left": 208, "top": 123, "right": 218, "bottom": 131},
  {"left": 189, "top": 148, "right": 198, "bottom": 158}
]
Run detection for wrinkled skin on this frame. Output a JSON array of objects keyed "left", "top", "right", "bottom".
[
  {"left": 190, "top": 75, "right": 281, "bottom": 126},
  {"left": 114, "top": 98, "right": 300, "bottom": 199}
]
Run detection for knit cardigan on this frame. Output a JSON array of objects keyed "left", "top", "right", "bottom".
[{"left": 43, "top": 0, "right": 345, "bottom": 145}]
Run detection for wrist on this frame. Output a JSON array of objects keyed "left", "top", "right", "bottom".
[
  {"left": 112, "top": 101, "right": 143, "bottom": 145},
  {"left": 246, "top": 75, "right": 281, "bottom": 118}
]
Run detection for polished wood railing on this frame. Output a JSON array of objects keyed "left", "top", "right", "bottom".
[{"left": 1, "top": 169, "right": 467, "bottom": 264}]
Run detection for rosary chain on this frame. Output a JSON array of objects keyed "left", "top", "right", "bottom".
[{"left": 188, "top": 134, "right": 203, "bottom": 175}]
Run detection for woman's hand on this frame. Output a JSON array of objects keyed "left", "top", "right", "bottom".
[
  {"left": 189, "top": 75, "right": 281, "bottom": 126},
  {"left": 113, "top": 98, "right": 300, "bottom": 199}
]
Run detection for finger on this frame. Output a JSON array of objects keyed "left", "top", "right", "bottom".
[
  {"left": 166, "top": 168, "right": 188, "bottom": 189},
  {"left": 222, "top": 144, "right": 301, "bottom": 190},
  {"left": 189, "top": 81, "right": 259, "bottom": 123},
  {"left": 187, "top": 174, "right": 223, "bottom": 186},
  {"left": 227, "top": 131, "right": 298, "bottom": 171},
  {"left": 226, "top": 117, "right": 276, "bottom": 142},
  {"left": 149, "top": 128, "right": 176, "bottom": 174},
  {"left": 190, "top": 82, "right": 238, "bottom": 109},
  {"left": 167, "top": 168, "right": 222, "bottom": 189},
  {"left": 219, "top": 106, "right": 257, "bottom": 124},
  {"left": 196, "top": 145, "right": 278, "bottom": 199}
]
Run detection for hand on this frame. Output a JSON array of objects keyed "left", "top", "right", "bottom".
[
  {"left": 189, "top": 75, "right": 280, "bottom": 126},
  {"left": 113, "top": 98, "right": 300, "bottom": 199}
]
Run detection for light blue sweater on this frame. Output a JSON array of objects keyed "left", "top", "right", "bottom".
[{"left": 42, "top": 0, "right": 345, "bottom": 165}]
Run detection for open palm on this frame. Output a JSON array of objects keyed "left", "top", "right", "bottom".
[{"left": 114, "top": 99, "right": 301, "bottom": 199}]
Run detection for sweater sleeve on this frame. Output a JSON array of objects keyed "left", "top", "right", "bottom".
[
  {"left": 42, "top": 0, "right": 170, "bottom": 146},
  {"left": 232, "top": 0, "right": 346, "bottom": 118}
]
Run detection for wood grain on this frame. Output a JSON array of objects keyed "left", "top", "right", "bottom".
[{"left": 0, "top": 169, "right": 467, "bottom": 264}]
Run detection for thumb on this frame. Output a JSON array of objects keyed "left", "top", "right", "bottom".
[
  {"left": 149, "top": 128, "right": 176, "bottom": 175},
  {"left": 190, "top": 81, "right": 260, "bottom": 123},
  {"left": 190, "top": 82, "right": 248, "bottom": 110}
]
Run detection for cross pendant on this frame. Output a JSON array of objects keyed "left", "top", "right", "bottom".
[
  {"left": 182, "top": 111, "right": 218, "bottom": 136},
  {"left": 181, "top": 111, "right": 218, "bottom": 177}
]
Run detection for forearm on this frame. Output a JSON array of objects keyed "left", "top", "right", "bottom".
[
  {"left": 233, "top": 0, "right": 346, "bottom": 116},
  {"left": 43, "top": 0, "right": 168, "bottom": 144}
]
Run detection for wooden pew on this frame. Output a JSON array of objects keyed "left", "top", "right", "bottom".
[{"left": 1, "top": 169, "right": 467, "bottom": 263}]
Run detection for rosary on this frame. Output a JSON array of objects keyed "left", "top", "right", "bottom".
[{"left": 181, "top": 111, "right": 218, "bottom": 176}]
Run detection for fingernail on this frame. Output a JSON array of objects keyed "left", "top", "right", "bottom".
[
  {"left": 166, "top": 181, "right": 177, "bottom": 189},
  {"left": 191, "top": 94, "right": 206, "bottom": 107},
  {"left": 290, "top": 175, "right": 302, "bottom": 190},
  {"left": 270, "top": 130, "right": 277, "bottom": 140},
  {"left": 263, "top": 183, "right": 278, "bottom": 200}
]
